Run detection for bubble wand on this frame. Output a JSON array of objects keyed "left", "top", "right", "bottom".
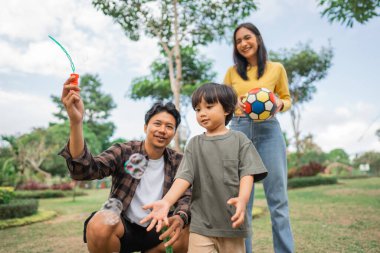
[
  {"left": 161, "top": 226, "right": 174, "bottom": 253},
  {"left": 48, "top": 35, "right": 79, "bottom": 85}
]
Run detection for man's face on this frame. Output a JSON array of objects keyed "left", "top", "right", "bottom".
[{"left": 144, "top": 111, "right": 176, "bottom": 150}]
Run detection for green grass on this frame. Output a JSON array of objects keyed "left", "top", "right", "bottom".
[
  {"left": 0, "top": 178, "right": 379, "bottom": 253},
  {"left": 252, "top": 177, "right": 380, "bottom": 253}
]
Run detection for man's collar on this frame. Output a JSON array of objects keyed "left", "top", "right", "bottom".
[{"left": 138, "top": 140, "right": 172, "bottom": 161}]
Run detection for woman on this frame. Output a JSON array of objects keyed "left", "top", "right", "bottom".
[{"left": 224, "top": 23, "right": 294, "bottom": 253}]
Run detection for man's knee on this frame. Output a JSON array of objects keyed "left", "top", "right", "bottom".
[{"left": 86, "top": 212, "right": 124, "bottom": 247}]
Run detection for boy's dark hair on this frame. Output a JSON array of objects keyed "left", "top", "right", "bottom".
[
  {"left": 233, "top": 22, "right": 268, "bottom": 80},
  {"left": 145, "top": 101, "right": 181, "bottom": 129},
  {"left": 191, "top": 83, "right": 237, "bottom": 126}
]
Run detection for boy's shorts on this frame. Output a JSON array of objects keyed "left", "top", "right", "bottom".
[
  {"left": 83, "top": 211, "right": 161, "bottom": 253},
  {"left": 188, "top": 232, "right": 245, "bottom": 253}
]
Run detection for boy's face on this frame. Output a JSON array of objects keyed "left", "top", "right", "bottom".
[
  {"left": 195, "top": 98, "right": 228, "bottom": 134},
  {"left": 144, "top": 111, "right": 176, "bottom": 150}
]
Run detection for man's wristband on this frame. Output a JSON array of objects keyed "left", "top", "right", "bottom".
[{"left": 176, "top": 211, "right": 188, "bottom": 228}]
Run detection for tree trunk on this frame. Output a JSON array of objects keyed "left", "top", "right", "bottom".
[
  {"left": 171, "top": 0, "right": 182, "bottom": 151},
  {"left": 290, "top": 106, "right": 302, "bottom": 167}
]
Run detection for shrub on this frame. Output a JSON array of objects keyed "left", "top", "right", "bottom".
[
  {"left": 0, "top": 187, "right": 14, "bottom": 204},
  {"left": 298, "top": 162, "right": 325, "bottom": 177},
  {"left": 0, "top": 199, "right": 38, "bottom": 219},
  {"left": 17, "top": 181, "right": 49, "bottom": 191},
  {"left": 288, "top": 176, "right": 337, "bottom": 189},
  {"left": 14, "top": 190, "right": 87, "bottom": 199},
  {"left": 288, "top": 168, "right": 298, "bottom": 179},
  {"left": 51, "top": 182, "right": 73, "bottom": 191}
]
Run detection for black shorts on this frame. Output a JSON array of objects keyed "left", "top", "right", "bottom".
[{"left": 83, "top": 211, "right": 162, "bottom": 253}]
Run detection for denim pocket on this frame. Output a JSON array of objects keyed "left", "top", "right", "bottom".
[{"left": 223, "top": 159, "right": 239, "bottom": 186}]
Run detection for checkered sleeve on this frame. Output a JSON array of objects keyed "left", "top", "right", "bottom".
[{"left": 58, "top": 140, "right": 124, "bottom": 180}]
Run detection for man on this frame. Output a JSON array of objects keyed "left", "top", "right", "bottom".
[{"left": 58, "top": 76, "right": 191, "bottom": 253}]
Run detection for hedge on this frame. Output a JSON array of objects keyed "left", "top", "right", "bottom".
[
  {"left": 14, "top": 190, "right": 87, "bottom": 199},
  {"left": 0, "top": 199, "right": 38, "bottom": 219},
  {"left": 0, "top": 210, "right": 57, "bottom": 229},
  {"left": 0, "top": 187, "right": 14, "bottom": 204},
  {"left": 288, "top": 176, "right": 338, "bottom": 189}
]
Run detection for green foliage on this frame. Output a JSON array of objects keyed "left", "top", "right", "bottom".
[
  {"left": 129, "top": 46, "right": 217, "bottom": 104},
  {"left": 1, "top": 122, "right": 102, "bottom": 181},
  {"left": 270, "top": 43, "right": 333, "bottom": 158},
  {"left": 270, "top": 43, "right": 334, "bottom": 106},
  {"left": 288, "top": 176, "right": 337, "bottom": 188},
  {"left": 92, "top": 0, "right": 257, "bottom": 46},
  {"left": 318, "top": 0, "right": 380, "bottom": 27},
  {"left": 42, "top": 122, "right": 102, "bottom": 176},
  {"left": 51, "top": 74, "right": 116, "bottom": 149},
  {"left": 288, "top": 151, "right": 327, "bottom": 169},
  {"left": 326, "top": 148, "right": 350, "bottom": 164},
  {"left": 0, "top": 210, "right": 56, "bottom": 230},
  {"left": 0, "top": 147, "right": 18, "bottom": 186},
  {"left": 0, "top": 187, "right": 14, "bottom": 204},
  {"left": 353, "top": 151, "right": 380, "bottom": 176},
  {"left": 14, "top": 190, "right": 87, "bottom": 199},
  {"left": 109, "top": 137, "right": 127, "bottom": 146},
  {"left": 0, "top": 199, "right": 38, "bottom": 219}
]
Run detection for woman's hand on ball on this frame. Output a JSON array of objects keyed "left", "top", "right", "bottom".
[
  {"left": 238, "top": 95, "right": 246, "bottom": 110},
  {"left": 275, "top": 96, "right": 284, "bottom": 113}
]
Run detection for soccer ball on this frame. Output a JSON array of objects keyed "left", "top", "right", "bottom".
[{"left": 241, "top": 88, "right": 278, "bottom": 121}]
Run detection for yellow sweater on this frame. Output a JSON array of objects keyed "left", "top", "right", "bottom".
[{"left": 224, "top": 61, "right": 292, "bottom": 116}]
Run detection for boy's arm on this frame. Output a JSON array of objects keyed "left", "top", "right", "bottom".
[
  {"left": 227, "top": 175, "right": 254, "bottom": 228},
  {"left": 141, "top": 178, "right": 191, "bottom": 232}
]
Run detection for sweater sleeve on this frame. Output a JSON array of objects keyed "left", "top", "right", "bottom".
[{"left": 274, "top": 63, "right": 292, "bottom": 112}]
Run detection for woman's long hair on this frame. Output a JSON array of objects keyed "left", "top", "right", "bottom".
[{"left": 233, "top": 23, "right": 268, "bottom": 80}]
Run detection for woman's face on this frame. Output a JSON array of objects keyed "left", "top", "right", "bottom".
[{"left": 235, "top": 27, "right": 259, "bottom": 61}]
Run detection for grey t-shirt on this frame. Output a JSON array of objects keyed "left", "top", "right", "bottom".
[{"left": 175, "top": 130, "right": 267, "bottom": 238}]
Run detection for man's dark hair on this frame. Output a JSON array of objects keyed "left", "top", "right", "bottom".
[
  {"left": 145, "top": 101, "right": 181, "bottom": 129},
  {"left": 233, "top": 22, "right": 268, "bottom": 80},
  {"left": 191, "top": 83, "right": 237, "bottom": 126}
]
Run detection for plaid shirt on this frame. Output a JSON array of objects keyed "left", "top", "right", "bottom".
[{"left": 59, "top": 140, "right": 191, "bottom": 219}]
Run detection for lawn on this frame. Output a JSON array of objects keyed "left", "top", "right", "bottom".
[{"left": 0, "top": 177, "right": 379, "bottom": 253}]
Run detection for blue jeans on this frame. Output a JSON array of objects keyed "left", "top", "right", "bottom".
[{"left": 230, "top": 117, "right": 294, "bottom": 253}]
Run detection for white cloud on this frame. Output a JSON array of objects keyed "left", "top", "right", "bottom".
[
  {"left": 0, "top": 89, "right": 56, "bottom": 135},
  {"left": 279, "top": 101, "right": 380, "bottom": 154},
  {"left": 0, "top": 0, "right": 158, "bottom": 78}
]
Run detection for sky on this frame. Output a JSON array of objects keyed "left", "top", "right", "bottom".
[{"left": 0, "top": 0, "right": 379, "bottom": 157}]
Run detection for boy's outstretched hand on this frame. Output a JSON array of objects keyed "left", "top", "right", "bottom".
[
  {"left": 140, "top": 199, "right": 171, "bottom": 232},
  {"left": 227, "top": 197, "right": 246, "bottom": 228}
]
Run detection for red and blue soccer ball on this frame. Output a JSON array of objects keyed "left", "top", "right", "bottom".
[{"left": 241, "top": 88, "right": 278, "bottom": 121}]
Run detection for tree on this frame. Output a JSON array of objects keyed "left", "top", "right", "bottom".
[
  {"left": 0, "top": 145, "right": 18, "bottom": 186},
  {"left": 51, "top": 74, "right": 116, "bottom": 150},
  {"left": 92, "top": 0, "right": 258, "bottom": 150},
  {"left": 128, "top": 46, "right": 216, "bottom": 147},
  {"left": 353, "top": 151, "right": 380, "bottom": 176},
  {"left": 326, "top": 148, "right": 350, "bottom": 164},
  {"left": 2, "top": 130, "right": 53, "bottom": 182},
  {"left": 317, "top": 0, "right": 380, "bottom": 27},
  {"left": 270, "top": 43, "right": 334, "bottom": 165},
  {"left": 42, "top": 122, "right": 102, "bottom": 177},
  {"left": 287, "top": 134, "right": 327, "bottom": 169},
  {"left": 1, "top": 123, "right": 102, "bottom": 183}
]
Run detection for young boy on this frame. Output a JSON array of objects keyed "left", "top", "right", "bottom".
[{"left": 140, "top": 83, "right": 267, "bottom": 253}]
